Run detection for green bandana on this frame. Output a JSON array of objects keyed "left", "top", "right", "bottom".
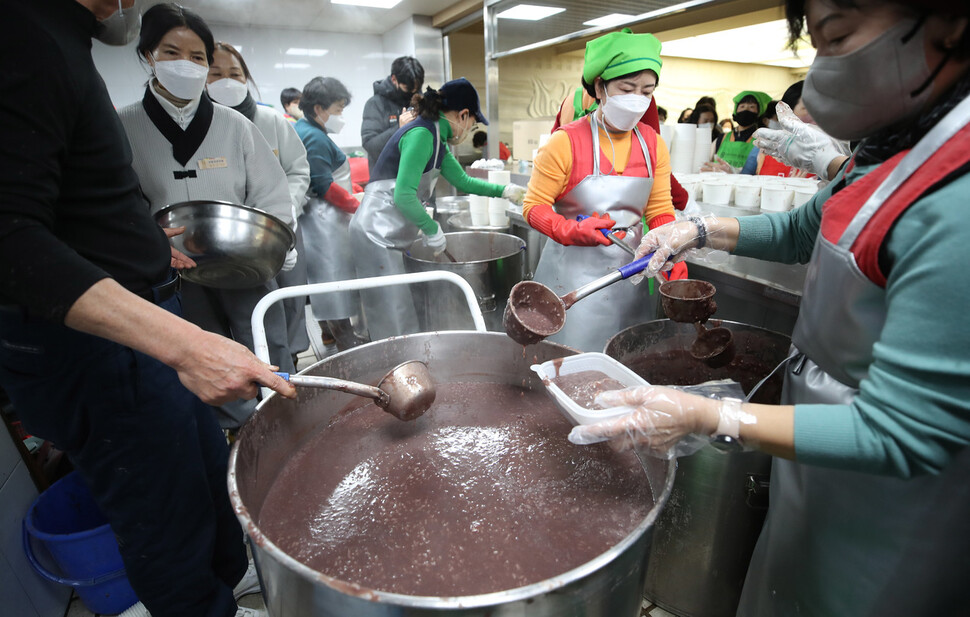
[
  {"left": 733, "top": 90, "right": 773, "bottom": 115},
  {"left": 583, "top": 28, "right": 663, "bottom": 84}
]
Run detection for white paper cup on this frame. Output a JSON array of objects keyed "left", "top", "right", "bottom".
[
  {"left": 469, "top": 195, "right": 489, "bottom": 226},
  {"left": 488, "top": 197, "right": 509, "bottom": 227},
  {"left": 702, "top": 181, "right": 733, "bottom": 205},
  {"left": 734, "top": 183, "right": 762, "bottom": 208},
  {"left": 792, "top": 187, "right": 817, "bottom": 208},
  {"left": 761, "top": 186, "right": 795, "bottom": 211},
  {"left": 488, "top": 170, "right": 511, "bottom": 185}
]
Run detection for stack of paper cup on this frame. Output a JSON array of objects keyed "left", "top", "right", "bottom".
[
  {"left": 469, "top": 195, "right": 489, "bottom": 226},
  {"left": 488, "top": 170, "right": 511, "bottom": 185},
  {"left": 488, "top": 197, "right": 510, "bottom": 227},
  {"left": 692, "top": 127, "right": 713, "bottom": 173},
  {"left": 670, "top": 124, "right": 697, "bottom": 175},
  {"left": 659, "top": 124, "right": 674, "bottom": 146}
]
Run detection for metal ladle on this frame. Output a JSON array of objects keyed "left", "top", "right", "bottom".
[
  {"left": 503, "top": 251, "right": 656, "bottom": 346},
  {"left": 276, "top": 360, "right": 436, "bottom": 421},
  {"left": 658, "top": 279, "right": 735, "bottom": 366}
]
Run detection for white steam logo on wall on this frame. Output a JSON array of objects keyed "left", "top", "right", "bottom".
[{"left": 527, "top": 78, "right": 571, "bottom": 118}]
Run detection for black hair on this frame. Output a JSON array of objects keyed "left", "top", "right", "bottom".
[
  {"left": 137, "top": 3, "right": 214, "bottom": 64},
  {"left": 281, "top": 87, "right": 302, "bottom": 109},
  {"left": 299, "top": 77, "right": 351, "bottom": 119},
  {"left": 472, "top": 131, "right": 488, "bottom": 148},
  {"left": 695, "top": 96, "right": 717, "bottom": 110},
  {"left": 784, "top": 0, "right": 970, "bottom": 59},
  {"left": 677, "top": 108, "right": 693, "bottom": 123},
  {"left": 213, "top": 42, "right": 260, "bottom": 99},
  {"left": 581, "top": 69, "right": 659, "bottom": 99},
  {"left": 738, "top": 94, "right": 760, "bottom": 110},
  {"left": 391, "top": 56, "right": 425, "bottom": 91},
  {"left": 688, "top": 104, "right": 718, "bottom": 125},
  {"left": 412, "top": 86, "right": 450, "bottom": 121},
  {"left": 762, "top": 101, "right": 779, "bottom": 125},
  {"left": 657, "top": 106, "right": 668, "bottom": 120},
  {"left": 781, "top": 81, "right": 804, "bottom": 109}
]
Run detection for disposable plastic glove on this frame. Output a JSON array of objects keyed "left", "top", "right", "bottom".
[
  {"left": 568, "top": 385, "right": 754, "bottom": 458},
  {"left": 502, "top": 183, "right": 527, "bottom": 206},
  {"left": 753, "top": 102, "right": 850, "bottom": 181},
  {"left": 700, "top": 156, "right": 737, "bottom": 174},
  {"left": 634, "top": 214, "right": 721, "bottom": 279},
  {"left": 281, "top": 248, "right": 298, "bottom": 272},
  {"left": 527, "top": 204, "right": 614, "bottom": 246},
  {"left": 424, "top": 224, "right": 447, "bottom": 255}
]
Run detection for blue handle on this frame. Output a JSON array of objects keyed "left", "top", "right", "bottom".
[
  {"left": 576, "top": 214, "right": 612, "bottom": 238},
  {"left": 617, "top": 251, "right": 656, "bottom": 279},
  {"left": 275, "top": 372, "right": 291, "bottom": 381}
]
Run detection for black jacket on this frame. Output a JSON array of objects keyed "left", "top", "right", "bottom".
[{"left": 360, "top": 76, "right": 412, "bottom": 170}]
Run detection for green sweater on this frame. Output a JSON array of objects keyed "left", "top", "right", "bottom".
[
  {"left": 393, "top": 116, "right": 505, "bottom": 234},
  {"left": 735, "top": 163, "right": 970, "bottom": 478}
]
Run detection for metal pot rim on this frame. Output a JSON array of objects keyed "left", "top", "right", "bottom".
[
  {"left": 404, "top": 231, "right": 525, "bottom": 265},
  {"left": 228, "top": 331, "right": 676, "bottom": 608},
  {"left": 154, "top": 200, "right": 296, "bottom": 248}
]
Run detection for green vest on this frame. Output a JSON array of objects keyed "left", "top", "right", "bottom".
[
  {"left": 571, "top": 87, "right": 598, "bottom": 122},
  {"left": 715, "top": 130, "right": 756, "bottom": 169}
]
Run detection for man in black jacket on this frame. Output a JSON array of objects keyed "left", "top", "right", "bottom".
[{"left": 360, "top": 56, "right": 424, "bottom": 170}]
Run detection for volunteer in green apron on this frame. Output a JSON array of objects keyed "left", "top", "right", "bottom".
[{"left": 703, "top": 90, "right": 772, "bottom": 170}]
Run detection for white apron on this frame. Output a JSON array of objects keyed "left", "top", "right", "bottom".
[
  {"left": 737, "top": 96, "right": 970, "bottom": 616},
  {"left": 299, "top": 158, "right": 359, "bottom": 320},
  {"left": 533, "top": 113, "right": 656, "bottom": 352},
  {"left": 349, "top": 124, "right": 441, "bottom": 341}
]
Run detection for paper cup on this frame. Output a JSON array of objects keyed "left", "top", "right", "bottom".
[
  {"left": 702, "top": 181, "right": 733, "bottom": 205},
  {"left": 761, "top": 186, "right": 794, "bottom": 211},
  {"left": 488, "top": 170, "right": 511, "bottom": 185},
  {"left": 792, "top": 187, "right": 817, "bottom": 208},
  {"left": 469, "top": 195, "right": 490, "bottom": 226},
  {"left": 488, "top": 197, "right": 509, "bottom": 227},
  {"left": 734, "top": 183, "right": 762, "bottom": 208}
]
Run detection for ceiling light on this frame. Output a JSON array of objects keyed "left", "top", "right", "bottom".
[
  {"left": 331, "top": 0, "right": 402, "bottom": 8},
  {"left": 497, "top": 4, "right": 566, "bottom": 21},
  {"left": 583, "top": 13, "right": 634, "bottom": 27},
  {"left": 274, "top": 63, "right": 312, "bottom": 70},
  {"left": 286, "top": 48, "right": 329, "bottom": 57},
  {"left": 660, "top": 19, "right": 815, "bottom": 68}
]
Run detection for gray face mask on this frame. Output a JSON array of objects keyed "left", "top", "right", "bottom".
[
  {"left": 95, "top": 0, "right": 142, "bottom": 46},
  {"left": 803, "top": 17, "right": 938, "bottom": 141}
]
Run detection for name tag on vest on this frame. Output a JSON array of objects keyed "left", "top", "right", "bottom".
[{"left": 198, "top": 157, "right": 228, "bottom": 170}]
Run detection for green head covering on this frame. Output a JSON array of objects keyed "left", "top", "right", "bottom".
[
  {"left": 583, "top": 28, "right": 662, "bottom": 85},
  {"left": 733, "top": 90, "right": 773, "bottom": 115}
]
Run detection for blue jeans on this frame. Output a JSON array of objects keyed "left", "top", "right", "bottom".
[{"left": 0, "top": 295, "right": 246, "bottom": 617}]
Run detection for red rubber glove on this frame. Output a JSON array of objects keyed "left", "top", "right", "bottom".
[
  {"left": 323, "top": 182, "right": 360, "bottom": 214},
  {"left": 647, "top": 213, "right": 688, "bottom": 280},
  {"left": 527, "top": 204, "right": 614, "bottom": 246}
]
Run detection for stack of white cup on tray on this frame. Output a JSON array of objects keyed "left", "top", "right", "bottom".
[
  {"left": 682, "top": 173, "right": 822, "bottom": 212},
  {"left": 486, "top": 170, "right": 511, "bottom": 227}
]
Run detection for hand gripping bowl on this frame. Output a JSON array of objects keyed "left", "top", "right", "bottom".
[
  {"left": 238, "top": 273, "right": 676, "bottom": 617},
  {"left": 154, "top": 200, "right": 295, "bottom": 289}
]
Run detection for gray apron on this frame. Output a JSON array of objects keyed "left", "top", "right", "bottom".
[
  {"left": 737, "top": 98, "right": 970, "bottom": 617},
  {"left": 349, "top": 124, "right": 441, "bottom": 341},
  {"left": 533, "top": 113, "right": 655, "bottom": 352},
  {"left": 300, "top": 158, "right": 359, "bottom": 320}
]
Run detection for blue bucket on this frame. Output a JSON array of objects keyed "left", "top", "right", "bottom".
[{"left": 22, "top": 471, "right": 138, "bottom": 615}]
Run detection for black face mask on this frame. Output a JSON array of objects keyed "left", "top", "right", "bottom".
[{"left": 733, "top": 110, "right": 759, "bottom": 127}]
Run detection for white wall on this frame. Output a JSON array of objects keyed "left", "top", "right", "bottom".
[{"left": 92, "top": 26, "right": 391, "bottom": 150}]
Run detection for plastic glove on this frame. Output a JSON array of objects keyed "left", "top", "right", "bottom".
[
  {"left": 281, "top": 248, "right": 298, "bottom": 272},
  {"left": 527, "top": 204, "right": 614, "bottom": 246},
  {"left": 424, "top": 224, "right": 447, "bottom": 255},
  {"left": 502, "top": 183, "right": 527, "bottom": 206},
  {"left": 568, "top": 385, "right": 754, "bottom": 458},
  {"left": 666, "top": 261, "right": 689, "bottom": 281},
  {"left": 634, "top": 214, "right": 721, "bottom": 279},
  {"left": 753, "top": 102, "right": 850, "bottom": 181},
  {"left": 700, "top": 156, "right": 737, "bottom": 174}
]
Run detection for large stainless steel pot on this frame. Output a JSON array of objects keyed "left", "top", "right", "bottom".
[
  {"left": 404, "top": 232, "right": 526, "bottom": 332},
  {"left": 229, "top": 332, "right": 675, "bottom": 617},
  {"left": 434, "top": 196, "right": 468, "bottom": 232},
  {"left": 605, "top": 319, "right": 791, "bottom": 617}
]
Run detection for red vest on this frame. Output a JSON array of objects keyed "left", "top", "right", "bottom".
[
  {"left": 556, "top": 117, "right": 658, "bottom": 202},
  {"left": 758, "top": 153, "right": 795, "bottom": 177},
  {"left": 820, "top": 122, "right": 970, "bottom": 287}
]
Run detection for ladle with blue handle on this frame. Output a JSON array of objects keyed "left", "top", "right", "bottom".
[{"left": 503, "top": 251, "right": 656, "bottom": 346}]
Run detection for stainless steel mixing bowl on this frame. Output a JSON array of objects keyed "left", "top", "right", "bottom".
[{"left": 155, "top": 200, "right": 295, "bottom": 289}]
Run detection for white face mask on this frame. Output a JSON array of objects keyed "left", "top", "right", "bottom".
[
  {"left": 324, "top": 114, "right": 345, "bottom": 134},
  {"left": 207, "top": 78, "right": 249, "bottom": 107},
  {"left": 96, "top": 0, "right": 141, "bottom": 46},
  {"left": 601, "top": 92, "right": 651, "bottom": 132},
  {"left": 153, "top": 58, "right": 209, "bottom": 101},
  {"left": 447, "top": 115, "right": 471, "bottom": 145}
]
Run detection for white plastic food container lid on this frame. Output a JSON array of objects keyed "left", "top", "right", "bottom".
[{"left": 531, "top": 352, "right": 649, "bottom": 426}]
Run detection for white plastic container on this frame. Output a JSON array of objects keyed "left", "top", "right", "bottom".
[
  {"left": 733, "top": 181, "right": 762, "bottom": 208},
  {"left": 702, "top": 181, "right": 733, "bottom": 205},
  {"left": 792, "top": 187, "right": 817, "bottom": 208},
  {"left": 531, "top": 352, "right": 648, "bottom": 425},
  {"left": 488, "top": 170, "right": 511, "bottom": 185},
  {"left": 761, "top": 186, "right": 795, "bottom": 211},
  {"left": 469, "top": 195, "right": 489, "bottom": 226},
  {"left": 488, "top": 197, "right": 510, "bottom": 227}
]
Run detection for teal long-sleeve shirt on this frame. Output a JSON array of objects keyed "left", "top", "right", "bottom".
[
  {"left": 734, "top": 163, "right": 970, "bottom": 478},
  {"left": 393, "top": 116, "right": 505, "bottom": 234},
  {"left": 294, "top": 117, "right": 345, "bottom": 198}
]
